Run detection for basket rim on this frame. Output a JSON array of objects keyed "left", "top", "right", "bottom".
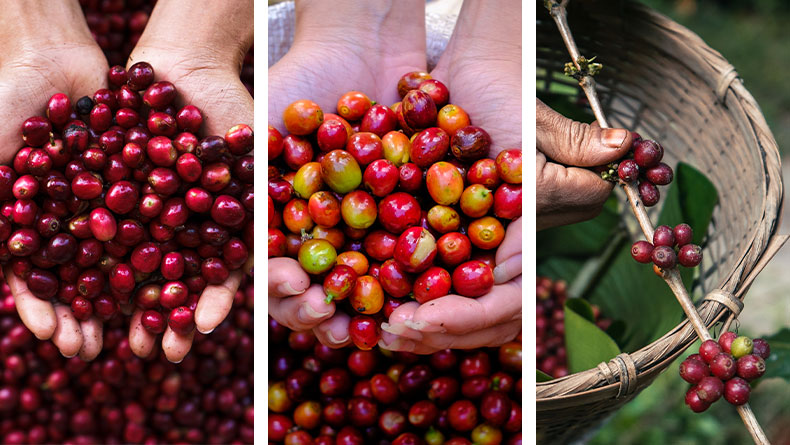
[{"left": 536, "top": 0, "right": 784, "bottom": 406}]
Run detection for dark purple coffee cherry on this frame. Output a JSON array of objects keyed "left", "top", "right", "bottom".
[
  {"left": 724, "top": 377, "right": 750, "bottom": 405},
  {"left": 695, "top": 376, "right": 724, "bottom": 404},
  {"left": 736, "top": 355, "right": 765, "bottom": 381},
  {"left": 679, "top": 357, "right": 710, "bottom": 384},
  {"left": 633, "top": 140, "right": 663, "bottom": 168},
  {"left": 617, "top": 159, "right": 639, "bottom": 183},
  {"left": 651, "top": 245, "right": 676, "bottom": 269},
  {"left": 699, "top": 339, "right": 723, "bottom": 364},
  {"left": 673, "top": 223, "right": 693, "bottom": 247},
  {"left": 709, "top": 352, "right": 736, "bottom": 381},
  {"left": 678, "top": 244, "right": 702, "bottom": 268},
  {"left": 630, "top": 240, "right": 654, "bottom": 264},
  {"left": 685, "top": 385, "right": 710, "bottom": 413},
  {"left": 645, "top": 162, "right": 673, "bottom": 185},
  {"left": 652, "top": 225, "right": 675, "bottom": 247},
  {"left": 752, "top": 338, "right": 771, "bottom": 360},
  {"left": 638, "top": 181, "right": 659, "bottom": 207}
]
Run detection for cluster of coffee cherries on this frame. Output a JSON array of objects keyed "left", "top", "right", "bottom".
[
  {"left": 269, "top": 71, "right": 522, "bottom": 350},
  {"left": 269, "top": 316, "right": 522, "bottom": 445},
  {"left": 614, "top": 133, "right": 673, "bottom": 207},
  {"left": 681, "top": 332, "right": 770, "bottom": 412},
  {"left": 2, "top": 62, "right": 253, "bottom": 337},
  {"left": 630, "top": 223, "right": 703, "bottom": 272},
  {"left": 536, "top": 276, "right": 611, "bottom": 378}
]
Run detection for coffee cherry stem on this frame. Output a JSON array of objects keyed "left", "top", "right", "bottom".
[{"left": 548, "top": 3, "right": 769, "bottom": 444}]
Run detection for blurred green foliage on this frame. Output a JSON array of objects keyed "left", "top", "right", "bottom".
[{"left": 641, "top": 0, "right": 790, "bottom": 154}]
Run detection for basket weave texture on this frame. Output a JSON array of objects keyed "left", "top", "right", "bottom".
[{"left": 536, "top": 1, "right": 784, "bottom": 443}]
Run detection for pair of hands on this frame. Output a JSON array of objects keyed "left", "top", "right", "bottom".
[
  {"left": 1, "top": 0, "right": 252, "bottom": 362},
  {"left": 268, "top": 0, "right": 522, "bottom": 354}
]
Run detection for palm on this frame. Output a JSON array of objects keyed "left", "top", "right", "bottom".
[{"left": 0, "top": 44, "right": 108, "bottom": 163}]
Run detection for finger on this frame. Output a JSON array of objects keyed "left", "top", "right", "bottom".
[
  {"left": 77, "top": 318, "right": 103, "bottom": 361},
  {"left": 536, "top": 98, "right": 632, "bottom": 167},
  {"left": 409, "top": 320, "right": 523, "bottom": 354},
  {"left": 195, "top": 270, "right": 243, "bottom": 334},
  {"left": 51, "top": 304, "right": 84, "bottom": 358},
  {"left": 536, "top": 154, "right": 614, "bottom": 230},
  {"left": 313, "top": 312, "right": 353, "bottom": 349},
  {"left": 5, "top": 268, "right": 57, "bottom": 340},
  {"left": 162, "top": 326, "right": 195, "bottom": 364},
  {"left": 381, "top": 301, "right": 424, "bottom": 342},
  {"left": 268, "top": 257, "right": 310, "bottom": 298},
  {"left": 129, "top": 309, "right": 156, "bottom": 359},
  {"left": 268, "top": 284, "right": 335, "bottom": 332},
  {"left": 494, "top": 217, "right": 522, "bottom": 284},
  {"left": 404, "top": 277, "right": 522, "bottom": 335}
]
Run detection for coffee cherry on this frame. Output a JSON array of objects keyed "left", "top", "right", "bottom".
[
  {"left": 685, "top": 386, "right": 710, "bottom": 413},
  {"left": 724, "top": 377, "right": 751, "bottom": 405},
  {"left": 699, "top": 339, "right": 723, "bottom": 363},
  {"left": 679, "top": 357, "right": 710, "bottom": 384},
  {"left": 617, "top": 159, "right": 639, "bottom": 182},
  {"left": 651, "top": 245, "right": 676, "bottom": 269},
  {"left": 673, "top": 223, "right": 693, "bottom": 247},
  {"left": 652, "top": 225, "right": 675, "bottom": 247},
  {"left": 752, "top": 338, "right": 771, "bottom": 360},
  {"left": 731, "top": 336, "right": 754, "bottom": 359},
  {"left": 678, "top": 244, "right": 702, "bottom": 268},
  {"left": 645, "top": 162, "right": 673, "bottom": 185},
  {"left": 709, "top": 353, "right": 736, "bottom": 380},
  {"left": 638, "top": 180, "right": 660, "bottom": 207},
  {"left": 736, "top": 354, "right": 766, "bottom": 381},
  {"left": 695, "top": 376, "right": 724, "bottom": 404},
  {"left": 630, "top": 240, "right": 653, "bottom": 264},
  {"left": 633, "top": 139, "right": 663, "bottom": 168},
  {"left": 718, "top": 331, "right": 737, "bottom": 354}
]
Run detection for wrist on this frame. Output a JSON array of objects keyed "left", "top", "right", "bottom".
[{"left": 135, "top": 0, "right": 253, "bottom": 72}]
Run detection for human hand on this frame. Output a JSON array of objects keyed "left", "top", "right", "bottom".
[
  {"left": 536, "top": 98, "right": 633, "bottom": 230},
  {"left": 378, "top": 0, "right": 523, "bottom": 353},
  {"left": 125, "top": 0, "right": 253, "bottom": 363},
  {"left": 267, "top": 0, "right": 429, "bottom": 347},
  {"left": 0, "top": 0, "right": 110, "bottom": 360}
]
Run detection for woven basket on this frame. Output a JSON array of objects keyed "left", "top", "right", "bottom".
[{"left": 536, "top": 1, "right": 786, "bottom": 443}]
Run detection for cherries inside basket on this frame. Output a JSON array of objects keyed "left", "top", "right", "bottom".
[
  {"left": 268, "top": 72, "right": 523, "bottom": 350},
  {"left": 0, "top": 62, "right": 253, "bottom": 335}
]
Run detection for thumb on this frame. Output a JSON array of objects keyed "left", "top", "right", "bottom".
[{"left": 536, "top": 98, "right": 632, "bottom": 167}]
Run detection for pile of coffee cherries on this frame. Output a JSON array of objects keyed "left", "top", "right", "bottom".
[
  {"left": 268, "top": 71, "right": 522, "bottom": 350},
  {"left": 536, "top": 276, "right": 612, "bottom": 378},
  {"left": 680, "top": 332, "right": 770, "bottom": 412},
  {"left": 1, "top": 62, "right": 253, "bottom": 337},
  {"left": 269, "top": 316, "right": 522, "bottom": 444},
  {"left": 614, "top": 133, "right": 673, "bottom": 207},
  {"left": 0, "top": 273, "right": 254, "bottom": 444}
]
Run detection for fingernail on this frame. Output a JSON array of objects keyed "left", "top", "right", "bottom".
[
  {"left": 381, "top": 322, "right": 423, "bottom": 341},
  {"left": 326, "top": 331, "right": 349, "bottom": 345},
  {"left": 278, "top": 281, "right": 306, "bottom": 295},
  {"left": 298, "top": 302, "right": 332, "bottom": 323},
  {"left": 379, "top": 338, "right": 415, "bottom": 352},
  {"left": 404, "top": 319, "right": 446, "bottom": 333},
  {"left": 493, "top": 254, "right": 522, "bottom": 284},
  {"left": 601, "top": 128, "right": 628, "bottom": 149},
  {"left": 197, "top": 327, "right": 215, "bottom": 335}
]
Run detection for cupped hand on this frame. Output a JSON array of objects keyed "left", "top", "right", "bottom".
[
  {"left": 536, "top": 98, "right": 633, "bottom": 230},
  {"left": 268, "top": 0, "right": 428, "bottom": 346},
  {"left": 125, "top": 0, "right": 253, "bottom": 363},
  {"left": 0, "top": 1, "right": 109, "bottom": 360}
]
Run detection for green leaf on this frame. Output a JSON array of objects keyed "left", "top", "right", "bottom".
[
  {"left": 565, "top": 301, "right": 621, "bottom": 373},
  {"left": 566, "top": 298, "right": 595, "bottom": 322},
  {"left": 760, "top": 328, "right": 790, "bottom": 381},
  {"left": 536, "top": 256, "right": 585, "bottom": 284},
  {"left": 537, "top": 196, "right": 619, "bottom": 260},
  {"left": 537, "top": 369, "right": 554, "bottom": 382}
]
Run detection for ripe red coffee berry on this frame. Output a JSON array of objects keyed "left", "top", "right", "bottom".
[
  {"left": 651, "top": 245, "right": 676, "bottom": 269},
  {"left": 630, "top": 240, "right": 654, "bottom": 263},
  {"left": 736, "top": 354, "right": 766, "bottom": 381},
  {"left": 349, "top": 315, "right": 380, "bottom": 350},
  {"left": 226, "top": 124, "right": 254, "bottom": 155},
  {"left": 652, "top": 225, "right": 675, "bottom": 247},
  {"left": 378, "top": 192, "right": 420, "bottom": 234},
  {"left": 402, "top": 89, "right": 437, "bottom": 130},
  {"left": 21, "top": 116, "right": 52, "bottom": 147},
  {"left": 168, "top": 306, "right": 195, "bottom": 335},
  {"left": 323, "top": 265, "right": 358, "bottom": 303},
  {"left": 685, "top": 386, "right": 710, "bottom": 413},
  {"left": 699, "top": 339, "right": 723, "bottom": 363},
  {"left": 46, "top": 93, "right": 72, "bottom": 126},
  {"left": 394, "top": 227, "right": 437, "bottom": 273},
  {"left": 678, "top": 244, "right": 703, "bottom": 268},
  {"left": 752, "top": 338, "right": 771, "bottom": 360},
  {"left": 679, "top": 357, "right": 710, "bottom": 384},
  {"left": 638, "top": 180, "right": 660, "bottom": 207},
  {"left": 673, "top": 223, "right": 693, "bottom": 246},
  {"left": 695, "top": 376, "right": 724, "bottom": 404},
  {"left": 617, "top": 159, "right": 639, "bottom": 182},
  {"left": 450, "top": 126, "right": 491, "bottom": 163},
  {"left": 127, "top": 61, "right": 155, "bottom": 91},
  {"left": 709, "top": 353, "right": 736, "bottom": 380},
  {"left": 724, "top": 377, "right": 751, "bottom": 405},
  {"left": 141, "top": 310, "right": 166, "bottom": 334},
  {"left": 176, "top": 105, "right": 203, "bottom": 133},
  {"left": 452, "top": 260, "right": 494, "bottom": 298},
  {"left": 645, "top": 162, "right": 674, "bottom": 185},
  {"left": 411, "top": 127, "right": 450, "bottom": 168},
  {"left": 414, "top": 267, "right": 452, "bottom": 304},
  {"left": 633, "top": 139, "right": 663, "bottom": 168},
  {"left": 143, "top": 81, "right": 177, "bottom": 109},
  {"left": 719, "top": 331, "right": 737, "bottom": 354}
]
